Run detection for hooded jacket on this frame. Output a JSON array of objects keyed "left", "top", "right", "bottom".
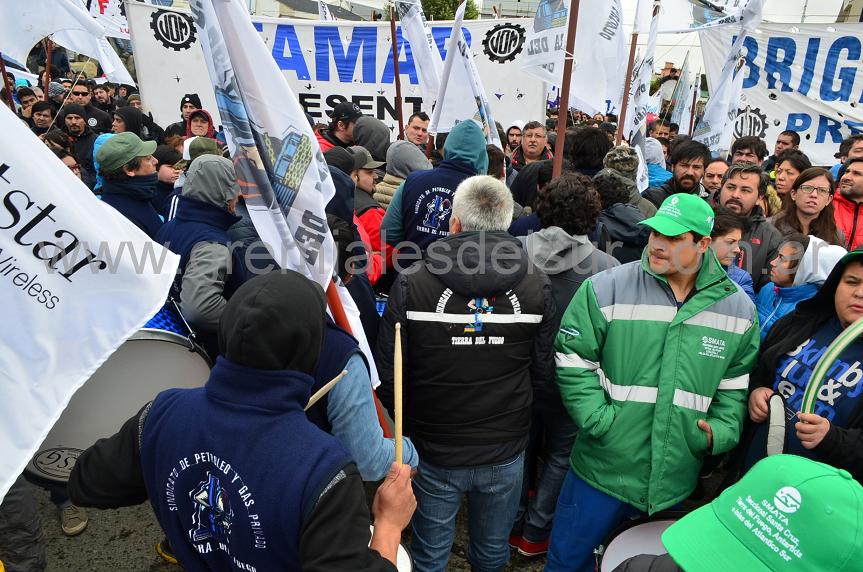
[
  {"left": 113, "top": 106, "right": 144, "bottom": 138},
  {"left": 68, "top": 272, "right": 399, "bottom": 572},
  {"left": 749, "top": 250, "right": 863, "bottom": 480},
  {"left": 381, "top": 120, "right": 489, "bottom": 251},
  {"left": 556, "top": 250, "right": 759, "bottom": 514},
  {"left": 735, "top": 206, "right": 784, "bottom": 290},
  {"left": 374, "top": 140, "right": 431, "bottom": 209},
  {"left": 185, "top": 109, "right": 217, "bottom": 140},
  {"left": 596, "top": 203, "right": 651, "bottom": 264},
  {"left": 375, "top": 231, "right": 557, "bottom": 467},
  {"left": 755, "top": 236, "right": 847, "bottom": 339},
  {"left": 100, "top": 174, "right": 163, "bottom": 239},
  {"left": 352, "top": 116, "right": 390, "bottom": 162},
  {"left": 595, "top": 168, "right": 658, "bottom": 219},
  {"left": 833, "top": 191, "right": 863, "bottom": 250},
  {"left": 510, "top": 159, "right": 551, "bottom": 209},
  {"left": 156, "top": 155, "right": 246, "bottom": 345},
  {"left": 519, "top": 227, "right": 618, "bottom": 410}
]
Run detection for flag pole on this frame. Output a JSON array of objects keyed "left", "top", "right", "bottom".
[
  {"left": 688, "top": 70, "right": 700, "bottom": 136},
  {"left": 394, "top": 322, "right": 403, "bottom": 464},
  {"left": 389, "top": 7, "right": 405, "bottom": 139},
  {"left": 552, "top": 0, "right": 580, "bottom": 178},
  {"left": 44, "top": 39, "right": 53, "bottom": 101},
  {"left": 615, "top": 32, "right": 639, "bottom": 145},
  {"left": 0, "top": 54, "right": 15, "bottom": 111},
  {"left": 325, "top": 282, "right": 393, "bottom": 437}
]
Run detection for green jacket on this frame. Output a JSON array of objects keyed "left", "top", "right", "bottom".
[{"left": 555, "top": 251, "right": 759, "bottom": 514}]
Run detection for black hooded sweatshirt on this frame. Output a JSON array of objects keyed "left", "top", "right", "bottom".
[
  {"left": 746, "top": 252, "right": 863, "bottom": 479},
  {"left": 68, "top": 272, "right": 398, "bottom": 572}
]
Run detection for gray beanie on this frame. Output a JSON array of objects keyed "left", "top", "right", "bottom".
[
  {"left": 603, "top": 145, "right": 639, "bottom": 181},
  {"left": 386, "top": 140, "right": 432, "bottom": 179}
]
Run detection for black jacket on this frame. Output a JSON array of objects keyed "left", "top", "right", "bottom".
[
  {"left": 596, "top": 203, "right": 650, "bottom": 263},
  {"left": 643, "top": 179, "right": 708, "bottom": 208},
  {"left": 374, "top": 231, "right": 556, "bottom": 467},
  {"left": 736, "top": 206, "right": 783, "bottom": 290},
  {"left": 59, "top": 103, "right": 112, "bottom": 134},
  {"left": 65, "top": 127, "right": 98, "bottom": 190},
  {"left": 748, "top": 255, "right": 863, "bottom": 480}
]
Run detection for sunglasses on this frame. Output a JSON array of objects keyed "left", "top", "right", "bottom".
[{"left": 71, "top": 91, "right": 89, "bottom": 96}]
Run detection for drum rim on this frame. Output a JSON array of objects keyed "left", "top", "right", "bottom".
[{"left": 134, "top": 328, "right": 212, "bottom": 366}]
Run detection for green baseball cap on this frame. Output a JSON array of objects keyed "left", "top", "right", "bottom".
[
  {"left": 639, "top": 193, "right": 714, "bottom": 237},
  {"left": 662, "top": 455, "right": 863, "bottom": 571},
  {"left": 96, "top": 132, "right": 157, "bottom": 174}
]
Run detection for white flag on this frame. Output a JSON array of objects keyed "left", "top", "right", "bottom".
[
  {"left": 672, "top": 72, "right": 699, "bottom": 137},
  {"left": 0, "top": 0, "right": 105, "bottom": 65},
  {"left": 427, "top": 2, "right": 501, "bottom": 147},
  {"left": 693, "top": 0, "right": 763, "bottom": 156},
  {"left": 189, "top": 0, "right": 379, "bottom": 384},
  {"left": 621, "top": 3, "right": 660, "bottom": 144},
  {"left": 395, "top": 0, "right": 443, "bottom": 112},
  {"left": 635, "top": 0, "right": 754, "bottom": 34},
  {"left": 318, "top": 1, "right": 336, "bottom": 21},
  {"left": 53, "top": 28, "right": 136, "bottom": 86},
  {"left": 0, "top": 105, "right": 178, "bottom": 502},
  {"left": 83, "top": 0, "right": 130, "bottom": 39},
  {"left": 520, "top": 0, "right": 628, "bottom": 117}
]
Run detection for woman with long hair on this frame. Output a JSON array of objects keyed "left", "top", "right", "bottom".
[{"left": 772, "top": 167, "right": 845, "bottom": 245}]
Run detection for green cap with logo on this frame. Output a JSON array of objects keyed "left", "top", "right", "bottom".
[
  {"left": 639, "top": 193, "right": 714, "bottom": 237},
  {"left": 662, "top": 454, "right": 863, "bottom": 571},
  {"left": 96, "top": 131, "right": 157, "bottom": 174}
]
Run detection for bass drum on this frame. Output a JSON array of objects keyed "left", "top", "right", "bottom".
[
  {"left": 597, "top": 512, "right": 686, "bottom": 572},
  {"left": 25, "top": 303, "right": 211, "bottom": 488}
]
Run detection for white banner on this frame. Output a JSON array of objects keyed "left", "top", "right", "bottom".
[
  {"left": 395, "top": 0, "right": 443, "bottom": 109},
  {"left": 520, "top": 0, "right": 627, "bottom": 117},
  {"left": 0, "top": 105, "right": 178, "bottom": 502},
  {"left": 621, "top": 5, "right": 659, "bottom": 144},
  {"left": 83, "top": 0, "right": 130, "bottom": 39},
  {"left": 635, "top": 0, "right": 752, "bottom": 34},
  {"left": 127, "top": 2, "right": 545, "bottom": 134},
  {"left": 701, "top": 22, "right": 863, "bottom": 166},
  {"left": 428, "top": 2, "right": 501, "bottom": 145},
  {"left": 318, "top": 0, "right": 335, "bottom": 21}
]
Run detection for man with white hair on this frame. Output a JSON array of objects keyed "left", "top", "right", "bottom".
[{"left": 375, "top": 175, "right": 557, "bottom": 572}]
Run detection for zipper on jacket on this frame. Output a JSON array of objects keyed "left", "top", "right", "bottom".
[{"left": 849, "top": 201, "right": 862, "bottom": 249}]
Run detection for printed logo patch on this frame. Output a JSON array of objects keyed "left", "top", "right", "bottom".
[
  {"left": 773, "top": 487, "right": 802, "bottom": 514},
  {"left": 151, "top": 10, "right": 196, "bottom": 51}
]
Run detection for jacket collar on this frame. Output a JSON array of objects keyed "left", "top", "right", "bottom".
[
  {"left": 641, "top": 247, "right": 729, "bottom": 293},
  {"left": 205, "top": 357, "right": 313, "bottom": 413},
  {"left": 174, "top": 196, "right": 241, "bottom": 230}
]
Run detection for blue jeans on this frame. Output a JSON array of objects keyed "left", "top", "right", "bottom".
[
  {"left": 410, "top": 452, "right": 524, "bottom": 572},
  {"left": 545, "top": 469, "right": 644, "bottom": 572},
  {"left": 513, "top": 406, "right": 577, "bottom": 542}
]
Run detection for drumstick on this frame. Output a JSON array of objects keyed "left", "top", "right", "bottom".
[
  {"left": 304, "top": 370, "right": 348, "bottom": 411},
  {"left": 394, "top": 322, "right": 403, "bottom": 465}
]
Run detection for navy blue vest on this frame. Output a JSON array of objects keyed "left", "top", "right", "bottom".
[
  {"left": 140, "top": 358, "right": 351, "bottom": 572},
  {"left": 307, "top": 318, "right": 367, "bottom": 433},
  {"left": 156, "top": 196, "right": 247, "bottom": 300},
  {"left": 400, "top": 160, "right": 476, "bottom": 251}
]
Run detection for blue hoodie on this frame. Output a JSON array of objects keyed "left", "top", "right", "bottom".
[{"left": 380, "top": 121, "right": 489, "bottom": 250}]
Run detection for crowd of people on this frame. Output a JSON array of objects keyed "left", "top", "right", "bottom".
[{"left": 4, "top": 63, "right": 863, "bottom": 572}]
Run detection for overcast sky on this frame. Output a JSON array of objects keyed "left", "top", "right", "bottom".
[{"left": 614, "top": 0, "right": 847, "bottom": 73}]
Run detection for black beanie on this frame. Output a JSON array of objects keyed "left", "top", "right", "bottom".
[
  {"left": 62, "top": 103, "right": 87, "bottom": 118},
  {"left": 180, "top": 93, "right": 202, "bottom": 112}
]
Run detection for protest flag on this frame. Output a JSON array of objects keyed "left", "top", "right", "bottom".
[
  {"left": 0, "top": 104, "right": 178, "bottom": 502},
  {"left": 394, "top": 0, "right": 443, "bottom": 114},
  {"left": 187, "top": 0, "right": 384, "bottom": 400},
  {"left": 318, "top": 1, "right": 335, "bottom": 21},
  {"left": 619, "top": 0, "right": 660, "bottom": 146},
  {"left": 427, "top": 1, "right": 502, "bottom": 147}
]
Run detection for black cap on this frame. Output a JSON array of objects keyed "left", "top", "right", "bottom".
[
  {"left": 324, "top": 146, "right": 359, "bottom": 175},
  {"left": 330, "top": 102, "right": 363, "bottom": 125},
  {"left": 152, "top": 145, "right": 182, "bottom": 169}
]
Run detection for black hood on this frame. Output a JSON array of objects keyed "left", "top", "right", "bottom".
[
  {"left": 114, "top": 106, "right": 143, "bottom": 138},
  {"left": 510, "top": 160, "right": 551, "bottom": 208},
  {"left": 424, "top": 231, "right": 529, "bottom": 297},
  {"left": 325, "top": 166, "right": 355, "bottom": 224},
  {"left": 218, "top": 271, "right": 327, "bottom": 373}
]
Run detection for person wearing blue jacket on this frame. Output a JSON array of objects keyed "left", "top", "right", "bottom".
[
  {"left": 643, "top": 137, "right": 673, "bottom": 189},
  {"left": 756, "top": 233, "right": 846, "bottom": 339},
  {"left": 710, "top": 207, "right": 756, "bottom": 302},
  {"left": 380, "top": 120, "right": 489, "bottom": 262}
]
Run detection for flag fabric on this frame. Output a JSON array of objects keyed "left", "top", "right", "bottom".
[
  {"left": 673, "top": 72, "right": 699, "bottom": 137},
  {"left": 188, "top": 0, "right": 379, "bottom": 384},
  {"left": 667, "top": 52, "right": 690, "bottom": 116},
  {"left": 621, "top": 2, "right": 660, "bottom": 145},
  {"left": 394, "top": 0, "right": 443, "bottom": 108},
  {"left": 635, "top": 0, "right": 755, "bottom": 34},
  {"left": 318, "top": 1, "right": 335, "bottom": 21},
  {"left": 427, "top": 2, "right": 501, "bottom": 146},
  {"left": 83, "top": 0, "right": 130, "bottom": 39},
  {"left": 520, "top": 0, "right": 628, "bottom": 117},
  {"left": 693, "top": 0, "right": 764, "bottom": 156},
  {"left": 0, "top": 104, "right": 178, "bottom": 503}
]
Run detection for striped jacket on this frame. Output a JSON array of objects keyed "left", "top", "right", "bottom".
[{"left": 555, "top": 251, "right": 759, "bottom": 514}]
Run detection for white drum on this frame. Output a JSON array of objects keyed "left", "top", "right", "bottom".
[
  {"left": 369, "top": 526, "right": 412, "bottom": 571},
  {"left": 599, "top": 519, "right": 678, "bottom": 572},
  {"left": 25, "top": 319, "right": 211, "bottom": 487}
]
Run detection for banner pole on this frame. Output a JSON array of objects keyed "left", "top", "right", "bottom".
[
  {"left": 688, "top": 71, "right": 700, "bottom": 137},
  {"left": 325, "top": 281, "right": 393, "bottom": 438},
  {"left": 0, "top": 54, "right": 15, "bottom": 111},
  {"left": 615, "top": 31, "right": 639, "bottom": 145},
  {"left": 552, "top": 0, "right": 580, "bottom": 178},
  {"left": 44, "top": 39, "right": 53, "bottom": 101},
  {"left": 390, "top": 7, "right": 405, "bottom": 140}
]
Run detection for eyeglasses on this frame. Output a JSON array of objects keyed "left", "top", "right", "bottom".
[{"left": 798, "top": 185, "right": 831, "bottom": 197}]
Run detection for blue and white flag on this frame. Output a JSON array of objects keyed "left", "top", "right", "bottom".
[
  {"left": 189, "top": 0, "right": 379, "bottom": 382},
  {"left": 428, "top": 1, "right": 501, "bottom": 147}
]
